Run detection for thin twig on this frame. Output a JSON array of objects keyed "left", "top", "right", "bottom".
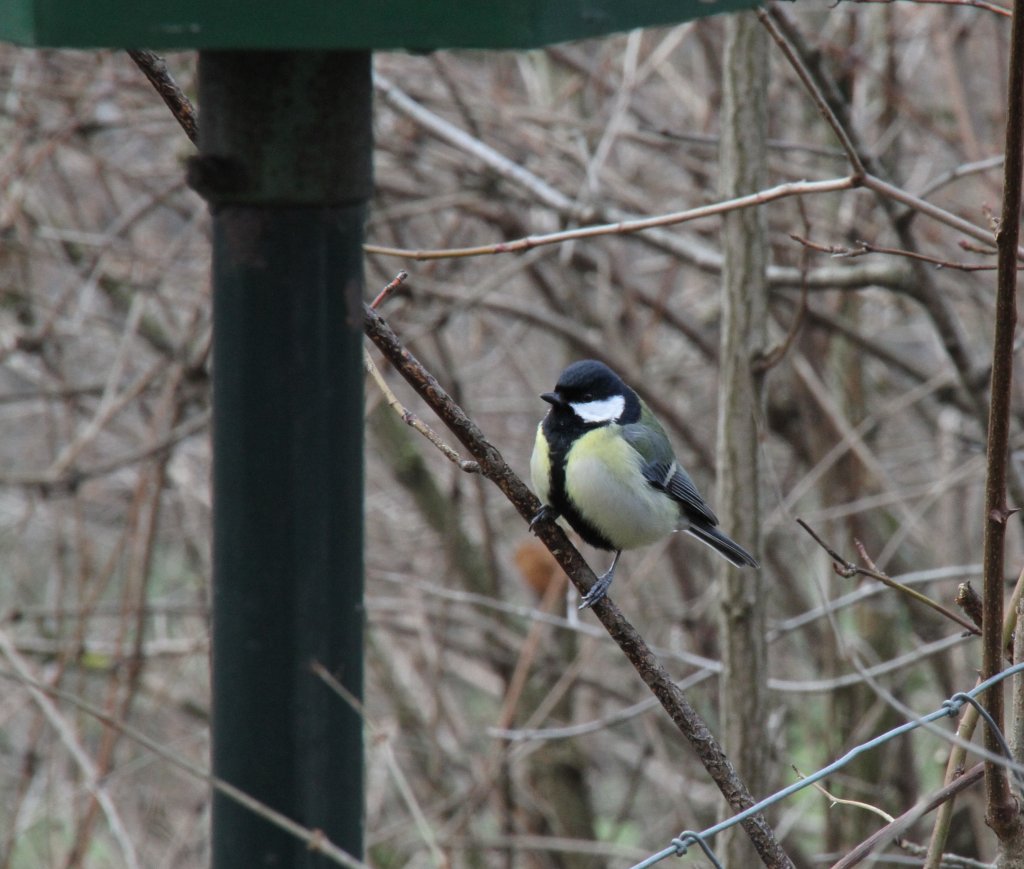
[
  {"left": 860, "top": 172, "right": 1023, "bottom": 257},
  {"left": 793, "top": 764, "right": 895, "bottom": 823},
  {"left": 369, "top": 270, "right": 409, "bottom": 310},
  {"left": 364, "top": 350, "right": 479, "bottom": 474},
  {"left": 831, "top": 764, "right": 985, "bottom": 869},
  {"left": 126, "top": 50, "right": 199, "bottom": 146},
  {"left": 757, "top": 8, "right": 866, "bottom": 176},
  {"left": 366, "top": 274, "right": 481, "bottom": 470},
  {"left": 796, "top": 519, "right": 982, "bottom": 636},
  {"left": 365, "top": 169, "right": 1022, "bottom": 264},
  {"left": 918, "top": 155, "right": 1006, "bottom": 200},
  {"left": 365, "top": 176, "right": 858, "bottom": 261},
  {"left": 791, "top": 233, "right": 1012, "bottom": 272}
]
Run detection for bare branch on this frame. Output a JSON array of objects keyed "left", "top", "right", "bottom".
[
  {"left": 831, "top": 763, "right": 985, "bottom": 869},
  {"left": 126, "top": 50, "right": 199, "bottom": 146},
  {"left": 363, "top": 303, "right": 794, "bottom": 868},
  {"left": 796, "top": 519, "right": 982, "bottom": 636},
  {"left": 365, "top": 176, "right": 858, "bottom": 261},
  {"left": 791, "top": 233, "right": 1013, "bottom": 272},
  {"left": 979, "top": 0, "right": 1024, "bottom": 839}
]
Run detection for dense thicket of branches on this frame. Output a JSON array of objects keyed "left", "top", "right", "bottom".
[{"left": 1, "top": 3, "right": 1022, "bottom": 866}]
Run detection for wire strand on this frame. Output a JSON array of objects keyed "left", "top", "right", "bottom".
[{"left": 630, "top": 661, "right": 1024, "bottom": 869}]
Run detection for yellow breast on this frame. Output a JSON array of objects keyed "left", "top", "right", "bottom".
[{"left": 564, "top": 426, "right": 679, "bottom": 550}]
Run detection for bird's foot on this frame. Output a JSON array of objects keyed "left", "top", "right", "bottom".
[
  {"left": 578, "top": 551, "right": 621, "bottom": 610},
  {"left": 578, "top": 573, "right": 613, "bottom": 609},
  {"left": 529, "top": 504, "right": 558, "bottom": 532}
]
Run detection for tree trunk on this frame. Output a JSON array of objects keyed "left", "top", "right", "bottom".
[{"left": 717, "top": 12, "right": 770, "bottom": 868}]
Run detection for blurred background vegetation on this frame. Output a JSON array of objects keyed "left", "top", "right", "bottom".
[{"left": 0, "top": 3, "right": 1019, "bottom": 865}]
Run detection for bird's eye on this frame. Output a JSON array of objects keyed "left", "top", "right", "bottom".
[{"left": 582, "top": 393, "right": 593, "bottom": 401}]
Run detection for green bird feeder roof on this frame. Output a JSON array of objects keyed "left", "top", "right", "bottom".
[{"left": 2, "top": 0, "right": 759, "bottom": 50}]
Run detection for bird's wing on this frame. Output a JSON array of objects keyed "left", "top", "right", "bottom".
[{"left": 620, "top": 422, "right": 719, "bottom": 526}]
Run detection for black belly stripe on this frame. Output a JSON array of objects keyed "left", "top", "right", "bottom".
[{"left": 542, "top": 416, "right": 617, "bottom": 551}]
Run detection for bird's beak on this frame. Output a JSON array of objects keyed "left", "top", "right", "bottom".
[{"left": 540, "top": 391, "right": 564, "bottom": 406}]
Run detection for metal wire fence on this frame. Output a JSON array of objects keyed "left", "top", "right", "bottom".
[{"left": 630, "top": 661, "right": 1024, "bottom": 869}]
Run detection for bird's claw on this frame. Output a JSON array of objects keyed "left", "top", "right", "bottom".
[
  {"left": 578, "top": 571, "right": 614, "bottom": 610},
  {"left": 578, "top": 550, "right": 621, "bottom": 610},
  {"left": 529, "top": 504, "right": 558, "bottom": 532}
]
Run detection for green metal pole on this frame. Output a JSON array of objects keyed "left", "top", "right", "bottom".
[{"left": 193, "top": 51, "right": 372, "bottom": 868}]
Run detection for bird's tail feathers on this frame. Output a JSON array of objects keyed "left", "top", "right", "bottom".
[{"left": 685, "top": 523, "right": 759, "bottom": 568}]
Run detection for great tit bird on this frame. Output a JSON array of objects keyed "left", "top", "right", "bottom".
[{"left": 530, "top": 359, "right": 758, "bottom": 609}]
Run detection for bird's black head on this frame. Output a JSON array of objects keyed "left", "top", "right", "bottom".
[{"left": 541, "top": 359, "right": 640, "bottom": 426}]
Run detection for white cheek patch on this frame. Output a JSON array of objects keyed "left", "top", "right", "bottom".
[{"left": 571, "top": 395, "right": 625, "bottom": 423}]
